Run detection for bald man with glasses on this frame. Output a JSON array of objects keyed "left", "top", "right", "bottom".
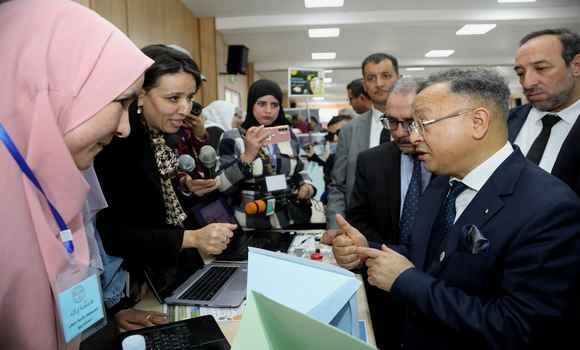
[{"left": 332, "top": 68, "right": 580, "bottom": 350}]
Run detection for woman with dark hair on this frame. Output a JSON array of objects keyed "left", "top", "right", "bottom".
[
  {"left": 94, "top": 45, "right": 236, "bottom": 283},
  {"left": 217, "top": 79, "right": 316, "bottom": 229}
]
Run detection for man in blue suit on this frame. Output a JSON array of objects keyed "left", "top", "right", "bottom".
[
  {"left": 510, "top": 28, "right": 580, "bottom": 197},
  {"left": 333, "top": 68, "right": 580, "bottom": 349}
]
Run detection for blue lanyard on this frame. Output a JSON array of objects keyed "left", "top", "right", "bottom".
[{"left": 0, "top": 123, "right": 74, "bottom": 254}]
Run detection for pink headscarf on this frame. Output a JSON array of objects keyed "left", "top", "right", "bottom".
[{"left": 0, "top": 0, "right": 153, "bottom": 348}]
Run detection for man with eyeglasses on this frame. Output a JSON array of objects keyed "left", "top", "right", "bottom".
[
  {"left": 332, "top": 68, "right": 580, "bottom": 350},
  {"left": 510, "top": 28, "right": 580, "bottom": 198},
  {"left": 326, "top": 53, "right": 399, "bottom": 236},
  {"left": 332, "top": 77, "right": 430, "bottom": 349}
]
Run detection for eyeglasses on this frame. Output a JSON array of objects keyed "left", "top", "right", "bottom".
[
  {"left": 409, "top": 109, "right": 474, "bottom": 136},
  {"left": 380, "top": 115, "right": 413, "bottom": 132}
]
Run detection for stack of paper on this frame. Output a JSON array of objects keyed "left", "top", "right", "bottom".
[
  {"left": 246, "top": 248, "right": 362, "bottom": 338},
  {"left": 232, "top": 291, "right": 375, "bottom": 350}
]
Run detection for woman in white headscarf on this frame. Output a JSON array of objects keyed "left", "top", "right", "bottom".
[{"left": 203, "top": 100, "right": 237, "bottom": 149}]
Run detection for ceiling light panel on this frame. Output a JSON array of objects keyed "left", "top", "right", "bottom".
[
  {"left": 425, "top": 50, "right": 455, "bottom": 58},
  {"left": 497, "top": 0, "right": 535, "bottom": 3},
  {"left": 312, "top": 52, "right": 336, "bottom": 60},
  {"left": 309, "top": 28, "right": 340, "bottom": 38},
  {"left": 456, "top": 24, "right": 496, "bottom": 35},
  {"left": 305, "top": 0, "right": 344, "bottom": 8}
]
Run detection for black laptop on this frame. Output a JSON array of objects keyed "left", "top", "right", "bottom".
[
  {"left": 118, "top": 315, "right": 229, "bottom": 350},
  {"left": 191, "top": 196, "right": 295, "bottom": 261}
]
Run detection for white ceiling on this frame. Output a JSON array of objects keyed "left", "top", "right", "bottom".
[{"left": 183, "top": 0, "right": 580, "bottom": 104}]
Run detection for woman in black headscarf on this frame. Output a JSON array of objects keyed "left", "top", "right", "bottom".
[{"left": 217, "top": 79, "right": 315, "bottom": 229}]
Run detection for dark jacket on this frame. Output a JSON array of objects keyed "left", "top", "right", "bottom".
[
  {"left": 94, "top": 114, "right": 203, "bottom": 274},
  {"left": 346, "top": 142, "right": 405, "bottom": 349},
  {"left": 348, "top": 142, "right": 402, "bottom": 243},
  {"left": 508, "top": 104, "right": 580, "bottom": 197},
  {"left": 392, "top": 150, "right": 580, "bottom": 350}
]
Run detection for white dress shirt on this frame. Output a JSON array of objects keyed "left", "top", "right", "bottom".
[
  {"left": 451, "top": 142, "right": 514, "bottom": 222},
  {"left": 513, "top": 99, "right": 580, "bottom": 173},
  {"left": 369, "top": 107, "right": 384, "bottom": 148}
]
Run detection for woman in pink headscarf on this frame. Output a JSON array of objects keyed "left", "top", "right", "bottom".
[{"left": 0, "top": 0, "right": 153, "bottom": 349}]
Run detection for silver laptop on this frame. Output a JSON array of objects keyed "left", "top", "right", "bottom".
[
  {"left": 145, "top": 259, "right": 247, "bottom": 308},
  {"left": 164, "top": 261, "right": 247, "bottom": 307}
]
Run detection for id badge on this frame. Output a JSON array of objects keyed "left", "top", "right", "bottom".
[
  {"left": 54, "top": 263, "right": 107, "bottom": 343},
  {"left": 265, "top": 174, "right": 287, "bottom": 192}
]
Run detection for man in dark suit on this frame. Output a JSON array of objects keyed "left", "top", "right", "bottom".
[
  {"left": 340, "top": 77, "right": 431, "bottom": 349},
  {"left": 347, "top": 77, "right": 430, "bottom": 244},
  {"left": 326, "top": 53, "right": 399, "bottom": 233},
  {"left": 333, "top": 68, "right": 580, "bottom": 349},
  {"left": 510, "top": 28, "right": 580, "bottom": 197}
]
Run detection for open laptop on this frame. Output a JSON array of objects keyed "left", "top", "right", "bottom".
[
  {"left": 145, "top": 257, "right": 247, "bottom": 308},
  {"left": 191, "top": 196, "right": 295, "bottom": 261},
  {"left": 144, "top": 196, "right": 294, "bottom": 307},
  {"left": 118, "top": 315, "right": 230, "bottom": 350}
]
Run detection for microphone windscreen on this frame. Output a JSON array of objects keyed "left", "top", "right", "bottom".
[
  {"left": 199, "top": 145, "right": 217, "bottom": 168},
  {"left": 122, "top": 335, "right": 146, "bottom": 350},
  {"left": 244, "top": 199, "right": 266, "bottom": 215},
  {"left": 178, "top": 154, "right": 195, "bottom": 173},
  {"left": 164, "top": 134, "right": 180, "bottom": 150}
]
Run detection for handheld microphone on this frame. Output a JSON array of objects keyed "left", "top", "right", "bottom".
[
  {"left": 199, "top": 145, "right": 217, "bottom": 178},
  {"left": 178, "top": 154, "right": 196, "bottom": 173},
  {"left": 244, "top": 199, "right": 267, "bottom": 215},
  {"left": 165, "top": 134, "right": 180, "bottom": 150}
]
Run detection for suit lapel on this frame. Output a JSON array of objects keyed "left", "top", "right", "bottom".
[
  {"left": 429, "top": 193, "right": 504, "bottom": 275},
  {"left": 387, "top": 145, "right": 402, "bottom": 234},
  {"left": 429, "top": 151, "right": 525, "bottom": 275},
  {"left": 412, "top": 177, "right": 448, "bottom": 270},
  {"left": 508, "top": 104, "right": 531, "bottom": 142},
  {"left": 360, "top": 112, "right": 372, "bottom": 150},
  {"left": 551, "top": 113, "right": 580, "bottom": 183}
]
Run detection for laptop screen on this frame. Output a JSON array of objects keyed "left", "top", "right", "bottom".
[
  {"left": 145, "top": 197, "right": 242, "bottom": 303},
  {"left": 197, "top": 198, "right": 237, "bottom": 226}
]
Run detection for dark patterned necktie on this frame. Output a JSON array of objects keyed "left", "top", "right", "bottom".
[
  {"left": 425, "top": 180, "right": 468, "bottom": 266},
  {"left": 526, "top": 114, "right": 560, "bottom": 165},
  {"left": 380, "top": 127, "right": 390, "bottom": 144},
  {"left": 399, "top": 158, "right": 422, "bottom": 245}
]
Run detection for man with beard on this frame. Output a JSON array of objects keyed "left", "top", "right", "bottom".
[{"left": 510, "top": 28, "right": 580, "bottom": 197}]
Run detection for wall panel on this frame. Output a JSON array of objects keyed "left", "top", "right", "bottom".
[{"left": 90, "top": 0, "right": 128, "bottom": 33}]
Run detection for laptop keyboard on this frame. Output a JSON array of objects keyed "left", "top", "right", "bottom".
[
  {"left": 144, "top": 324, "right": 195, "bottom": 350},
  {"left": 181, "top": 266, "right": 238, "bottom": 301}
]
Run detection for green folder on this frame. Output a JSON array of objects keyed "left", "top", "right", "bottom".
[{"left": 232, "top": 291, "right": 376, "bottom": 350}]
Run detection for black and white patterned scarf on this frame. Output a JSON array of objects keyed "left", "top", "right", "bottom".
[{"left": 147, "top": 124, "right": 186, "bottom": 227}]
